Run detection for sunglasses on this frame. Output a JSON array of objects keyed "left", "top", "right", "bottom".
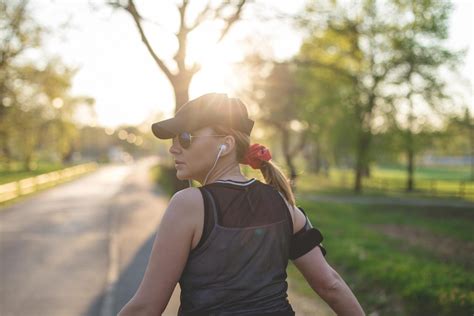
[{"left": 173, "top": 131, "right": 227, "bottom": 149}]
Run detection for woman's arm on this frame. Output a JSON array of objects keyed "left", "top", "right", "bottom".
[
  {"left": 293, "top": 246, "right": 365, "bottom": 316},
  {"left": 290, "top": 205, "right": 365, "bottom": 316},
  {"left": 117, "top": 187, "right": 202, "bottom": 316}
]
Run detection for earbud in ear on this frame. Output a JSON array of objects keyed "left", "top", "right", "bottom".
[{"left": 220, "top": 144, "right": 227, "bottom": 151}]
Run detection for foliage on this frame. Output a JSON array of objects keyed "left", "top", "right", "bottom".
[
  {"left": 150, "top": 163, "right": 188, "bottom": 197},
  {"left": 294, "top": 0, "right": 461, "bottom": 192},
  {"left": 0, "top": 0, "right": 95, "bottom": 170}
]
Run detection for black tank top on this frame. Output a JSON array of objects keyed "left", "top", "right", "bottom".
[{"left": 177, "top": 178, "right": 295, "bottom": 316}]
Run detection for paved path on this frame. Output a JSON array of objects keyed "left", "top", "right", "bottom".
[
  {"left": 0, "top": 162, "right": 133, "bottom": 316},
  {"left": 106, "top": 157, "right": 181, "bottom": 316}
]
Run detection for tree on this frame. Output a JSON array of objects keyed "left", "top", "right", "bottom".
[
  {"left": 27, "top": 60, "right": 95, "bottom": 164},
  {"left": 389, "top": 0, "right": 460, "bottom": 191},
  {"left": 109, "top": 0, "right": 248, "bottom": 112},
  {"left": 294, "top": 0, "right": 460, "bottom": 193},
  {"left": 0, "top": 0, "right": 95, "bottom": 170},
  {"left": 294, "top": 34, "right": 360, "bottom": 174},
  {"left": 0, "top": 0, "right": 42, "bottom": 169},
  {"left": 257, "top": 62, "right": 308, "bottom": 189},
  {"left": 237, "top": 48, "right": 357, "bottom": 187}
]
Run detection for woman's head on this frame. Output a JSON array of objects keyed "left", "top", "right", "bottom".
[
  {"left": 153, "top": 93, "right": 296, "bottom": 206},
  {"left": 151, "top": 93, "right": 254, "bottom": 140},
  {"left": 168, "top": 125, "right": 244, "bottom": 184}
]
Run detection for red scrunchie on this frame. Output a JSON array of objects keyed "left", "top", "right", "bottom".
[{"left": 242, "top": 143, "right": 272, "bottom": 169}]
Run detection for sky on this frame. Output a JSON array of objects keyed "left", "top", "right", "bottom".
[{"left": 32, "top": 0, "right": 473, "bottom": 128}]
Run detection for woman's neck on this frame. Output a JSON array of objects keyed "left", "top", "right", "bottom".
[{"left": 202, "top": 164, "right": 249, "bottom": 184}]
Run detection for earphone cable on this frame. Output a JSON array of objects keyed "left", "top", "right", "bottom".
[{"left": 203, "top": 146, "right": 224, "bottom": 186}]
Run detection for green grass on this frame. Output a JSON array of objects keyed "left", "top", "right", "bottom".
[
  {"left": 296, "top": 167, "right": 474, "bottom": 201},
  {"left": 288, "top": 199, "right": 474, "bottom": 315},
  {"left": 0, "top": 161, "right": 67, "bottom": 184},
  {"left": 376, "top": 164, "right": 472, "bottom": 181}
]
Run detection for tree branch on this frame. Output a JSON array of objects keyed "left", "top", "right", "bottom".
[
  {"left": 217, "top": 0, "right": 247, "bottom": 43},
  {"left": 123, "top": 0, "right": 175, "bottom": 82},
  {"left": 174, "top": 0, "right": 190, "bottom": 71},
  {"left": 188, "top": 1, "right": 212, "bottom": 31},
  {"left": 289, "top": 130, "right": 308, "bottom": 156}
]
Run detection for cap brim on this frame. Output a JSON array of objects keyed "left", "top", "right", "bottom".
[{"left": 151, "top": 116, "right": 185, "bottom": 139}]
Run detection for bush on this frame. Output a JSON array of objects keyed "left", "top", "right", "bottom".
[{"left": 150, "top": 164, "right": 188, "bottom": 196}]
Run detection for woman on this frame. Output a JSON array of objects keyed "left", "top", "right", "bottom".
[{"left": 118, "top": 93, "right": 365, "bottom": 316}]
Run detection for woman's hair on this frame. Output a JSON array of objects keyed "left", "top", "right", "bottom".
[{"left": 211, "top": 125, "right": 296, "bottom": 207}]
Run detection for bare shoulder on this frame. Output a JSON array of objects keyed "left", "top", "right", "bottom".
[
  {"left": 277, "top": 191, "right": 307, "bottom": 234},
  {"left": 291, "top": 205, "right": 308, "bottom": 233},
  {"left": 165, "top": 187, "right": 204, "bottom": 228},
  {"left": 171, "top": 187, "right": 203, "bottom": 207}
]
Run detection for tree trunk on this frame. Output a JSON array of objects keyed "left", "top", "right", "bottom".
[
  {"left": 361, "top": 164, "right": 370, "bottom": 177},
  {"left": 62, "top": 143, "right": 74, "bottom": 165},
  {"left": 354, "top": 131, "right": 371, "bottom": 193},
  {"left": 470, "top": 122, "right": 474, "bottom": 181},
  {"left": 305, "top": 140, "right": 321, "bottom": 174},
  {"left": 405, "top": 99, "right": 416, "bottom": 192},
  {"left": 172, "top": 72, "right": 192, "bottom": 112},
  {"left": 0, "top": 132, "right": 12, "bottom": 171},
  {"left": 406, "top": 129, "right": 415, "bottom": 192},
  {"left": 23, "top": 153, "right": 32, "bottom": 171},
  {"left": 313, "top": 140, "right": 322, "bottom": 174},
  {"left": 283, "top": 152, "right": 298, "bottom": 190}
]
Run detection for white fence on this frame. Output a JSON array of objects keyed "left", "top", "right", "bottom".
[{"left": 0, "top": 162, "right": 98, "bottom": 203}]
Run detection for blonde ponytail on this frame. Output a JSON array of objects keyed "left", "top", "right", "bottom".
[{"left": 259, "top": 160, "right": 296, "bottom": 207}]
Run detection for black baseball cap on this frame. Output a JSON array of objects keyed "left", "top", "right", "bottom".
[{"left": 151, "top": 93, "right": 255, "bottom": 139}]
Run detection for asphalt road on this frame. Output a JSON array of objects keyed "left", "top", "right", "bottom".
[{"left": 0, "top": 158, "right": 181, "bottom": 316}]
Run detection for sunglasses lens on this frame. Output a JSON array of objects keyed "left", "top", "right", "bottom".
[{"left": 178, "top": 132, "right": 191, "bottom": 148}]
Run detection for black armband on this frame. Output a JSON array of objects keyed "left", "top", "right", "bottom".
[{"left": 289, "top": 206, "right": 327, "bottom": 260}]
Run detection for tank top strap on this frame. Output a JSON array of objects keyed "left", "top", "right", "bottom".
[
  {"left": 192, "top": 187, "right": 219, "bottom": 253},
  {"left": 200, "top": 187, "right": 218, "bottom": 223}
]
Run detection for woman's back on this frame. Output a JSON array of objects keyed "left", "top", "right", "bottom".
[{"left": 178, "top": 178, "right": 296, "bottom": 315}]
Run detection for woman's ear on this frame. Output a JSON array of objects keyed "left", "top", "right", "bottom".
[{"left": 222, "top": 135, "right": 235, "bottom": 155}]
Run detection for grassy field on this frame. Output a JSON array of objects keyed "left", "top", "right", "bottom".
[
  {"left": 294, "top": 165, "right": 474, "bottom": 201},
  {"left": 0, "top": 161, "right": 66, "bottom": 184},
  {"left": 374, "top": 164, "right": 472, "bottom": 181},
  {"left": 287, "top": 199, "right": 474, "bottom": 315}
]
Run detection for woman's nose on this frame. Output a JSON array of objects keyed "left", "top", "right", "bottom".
[{"left": 169, "top": 137, "right": 181, "bottom": 154}]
